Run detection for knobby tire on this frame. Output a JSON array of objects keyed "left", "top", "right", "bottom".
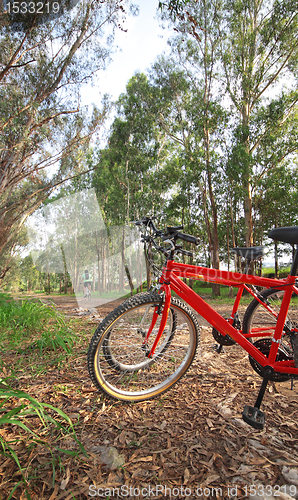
[{"left": 87, "top": 292, "right": 200, "bottom": 402}]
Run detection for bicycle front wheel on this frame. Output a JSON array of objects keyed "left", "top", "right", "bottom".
[{"left": 87, "top": 292, "right": 199, "bottom": 402}]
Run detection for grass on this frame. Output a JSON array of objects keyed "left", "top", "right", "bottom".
[
  {"left": 0, "top": 381, "right": 86, "bottom": 499},
  {"left": 0, "top": 294, "right": 58, "bottom": 331},
  {"left": 0, "top": 293, "right": 89, "bottom": 499},
  {"left": 0, "top": 293, "right": 73, "bottom": 354}
]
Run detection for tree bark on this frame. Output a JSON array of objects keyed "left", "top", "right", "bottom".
[
  {"left": 274, "top": 241, "right": 279, "bottom": 278},
  {"left": 146, "top": 244, "right": 152, "bottom": 290}
]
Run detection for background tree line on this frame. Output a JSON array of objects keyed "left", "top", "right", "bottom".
[
  {"left": 2, "top": 0, "right": 298, "bottom": 296},
  {"left": 0, "top": 0, "right": 138, "bottom": 283},
  {"left": 90, "top": 0, "right": 298, "bottom": 295}
]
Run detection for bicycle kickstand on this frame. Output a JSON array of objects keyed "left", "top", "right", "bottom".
[{"left": 242, "top": 366, "right": 274, "bottom": 430}]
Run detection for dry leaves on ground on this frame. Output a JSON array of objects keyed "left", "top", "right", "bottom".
[{"left": 1, "top": 297, "right": 298, "bottom": 499}]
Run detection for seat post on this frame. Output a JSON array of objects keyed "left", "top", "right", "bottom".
[
  {"left": 290, "top": 245, "right": 298, "bottom": 276},
  {"left": 245, "top": 259, "right": 251, "bottom": 275}
]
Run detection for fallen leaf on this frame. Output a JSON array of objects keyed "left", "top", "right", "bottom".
[
  {"left": 184, "top": 467, "right": 190, "bottom": 484},
  {"left": 203, "top": 474, "right": 220, "bottom": 485},
  {"left": 206, "top": 418, "right": 214, "bottom": 428},
  {"left": 60, "top": 466, "right": 71, "bottom": 490},
  {"left": 137, "top": 456, "right": 153, "bottom": 462},
  {"left": 119, "top": 430, "right": 126, "bottom": 445},
  {"left": 49, "top": 484, "right": 59, "bottom": 500}
]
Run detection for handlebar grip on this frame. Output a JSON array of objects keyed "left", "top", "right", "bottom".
[
  {"left": 167, "top": 225, "right": 184, "bottom": 233},
  {"left": 177, "top": 249, "right": 194, "bottom": 257},
  {"left": 176, "top": 232, "right": 200, "bottom": 245}
]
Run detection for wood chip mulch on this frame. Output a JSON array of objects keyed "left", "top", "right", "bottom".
[{"left": 1, "top": 298, "right": 298, "bottom": 499}]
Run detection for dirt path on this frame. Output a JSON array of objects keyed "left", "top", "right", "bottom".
[
  {"left": 23, "top": 292, "right": 243, "bottom": 327},
  {"left": 16, "top": 293, "right": 122, "bottom": 314}
]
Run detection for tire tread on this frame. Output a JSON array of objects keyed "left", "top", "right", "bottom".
[{"left": 87, "top": 292, "right": 200, "bottom": 401}]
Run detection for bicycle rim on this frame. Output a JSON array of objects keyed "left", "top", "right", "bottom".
[
  {"left": 243, "top": 288, "right": 298, "bottom": 381},
  {"left": 88, "top": 293, "right": 199, "bottom": 401},
  {"left": 243, "top": 288, "right": 298, "bottom": 342}
]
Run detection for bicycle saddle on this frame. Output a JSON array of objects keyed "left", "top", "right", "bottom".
[
  {"left": 231, "top": 246, "right": 265, "bottom": 260},
  {"left": 268, "top": 226, "right": 298, "bottom": 245}
]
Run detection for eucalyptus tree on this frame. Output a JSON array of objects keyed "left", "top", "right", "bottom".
[
  {"left": 159, "top": 0, "right": 298, "bottom": 252},
  {"left": 93, "top": 73, "right": 172, "bottom": 225},
  {"left": 0, "top": 0, "right": 136, "bottom": 281},
  {"left": 222, "top": 0, "right": 298, "bottom": 246},
  {"left": 253, "top": 162, "right": 298, "bottom": 275},
  {"left": 149, "top": 0, "right": 227, "bottom": 294}
]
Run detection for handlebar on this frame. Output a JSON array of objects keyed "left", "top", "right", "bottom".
[
  {"left": 135, "top": 216, "right": 163, "bottom": 237},
  {"left": 134, "top": 215, "right": 199, "bottom": 260},
  {"left": 176, "top": 248, "right": 194, "bottom": 257},
  {"left": 176, "top": 232, "right": 200, "bottom": 246}
]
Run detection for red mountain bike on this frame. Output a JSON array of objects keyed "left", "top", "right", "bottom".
[{"left": 87, "top": 217, "right": 298, "bottom": 429}]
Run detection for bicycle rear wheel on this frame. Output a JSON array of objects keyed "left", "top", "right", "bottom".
[
  {"left": 242, "top": 288, "right": 298, "bottom": 381},
  {"left": 87, "top": 292, "right": 199, "bottom": 401}
]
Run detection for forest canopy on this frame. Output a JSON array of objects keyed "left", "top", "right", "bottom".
[
  {"left": 0, "top": 0, "right": 137, "bottom": 280},
  {"left": 2, "top": 0, "right": 298, "bottom": 294}
]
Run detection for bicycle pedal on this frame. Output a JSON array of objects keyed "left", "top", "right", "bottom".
[
  {"left": 242, "top": 405, "right": 265, "bottom": 430},
  {"left": 212, "top": 344, "right": 225, "bottom": 354}
]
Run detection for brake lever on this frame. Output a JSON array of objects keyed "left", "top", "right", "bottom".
[{"left": 162, "top": 239, "right": 175, "bottom": 250}]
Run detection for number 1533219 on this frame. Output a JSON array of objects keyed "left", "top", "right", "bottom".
[
  {"left": 243, "top": 485, "right": 297, "bottom": 497},
  {"left": 4, "top": 1, "right": 60, "bottom": 14}
]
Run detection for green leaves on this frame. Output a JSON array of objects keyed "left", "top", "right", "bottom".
[
  {"left": 0, "top": 383, "right": 85, "bottom": 499},
  {"left": 0, "top": 293, "right": 73, "bottom": 355},
  {"left": 158, "top": 0, "right": 191, "bottom": 17}
]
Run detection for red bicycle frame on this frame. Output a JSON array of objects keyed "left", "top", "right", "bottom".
[{"left": 146, "top": 260, "right": 298, "bottom": 376}]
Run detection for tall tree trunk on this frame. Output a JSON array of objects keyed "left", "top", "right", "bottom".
[
  {"left": 60, "top": 244, "right": 68, "bottom": 294},
  {"left": 230, "top": 198, "right": 239, "bottom": 272},
  {"left": 244, "top": 179, "right": 253, "bottom": 248},
  {"left": 201, "top": 10, "right": 220, "bottom": 296},
  {"left": 274, "top": 241, "right": 279, "bottom": 278},
  {"left": 92, "top": 265, "right": 95, "bottom": 293},
  {"left": 204, "top": 125, "right": 220, "bottom": 296},
  {"left": 242, "top": 105, "right": 254, "bottom": 249},
  {"left": 95, "top": 229, "right": 101, "bottom": 293},
  {"left": 74, "top": 219, "right": 78, "bottom": 293},
  {"left": 102, "top": 237, "right": 108, "bottom": 293},
  {"left": 120, "top": 226, "right": 125, "bottom": 293},
  {"left": 97, "top": 250, "right": 100, "bottom": 293},
  {"left": 146, "top": 244, "right": 152, "bottom": 290},
  {"left": 107, "top": 238, "right": 110, "bottom": 292}
]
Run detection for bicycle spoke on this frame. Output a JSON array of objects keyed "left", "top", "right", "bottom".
[
  {"left": 243, "top": 288, "right": 298, "bottom": 381},
  {"left": 88, "top": 293, "right": 199, "bottom": 400}
]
